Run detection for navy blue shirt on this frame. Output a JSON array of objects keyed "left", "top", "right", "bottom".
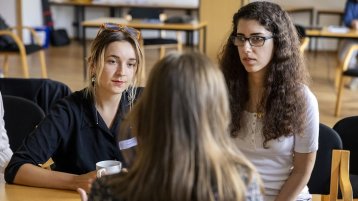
[{"left": 5, "top": 88, "right": 142, "bottom": 183}]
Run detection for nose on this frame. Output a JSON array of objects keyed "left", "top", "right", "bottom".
[
  {"left": 242, "top": 40, "right": 252, "bottom": 52},
  {"left": 116, "top": 63, "right": 125, "bottom": 75}
]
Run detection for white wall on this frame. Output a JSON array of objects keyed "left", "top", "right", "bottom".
[{"left": 0, "top": 0, "right": 17, "bottom": 26}]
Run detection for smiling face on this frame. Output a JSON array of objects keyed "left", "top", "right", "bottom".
[
  {"left": 236, "top": 19, "right": 274, "bottom": 75},
  {"left": 98, "top": 41, "right": 137, "bottom": 95}
]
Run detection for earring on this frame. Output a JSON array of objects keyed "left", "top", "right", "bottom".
[{"left": 91, "top": 75, "right": 96, "bottom": 87}]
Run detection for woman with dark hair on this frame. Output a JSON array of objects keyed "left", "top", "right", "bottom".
[
  {"left": 219, "top": 2, "right": 319, "bottom": 201},
  {"left": 5, "top": 23, "right": 144, "bottom": 192},
  {"left": 82, "top": 52, "right": 263, "bottom": 201}
]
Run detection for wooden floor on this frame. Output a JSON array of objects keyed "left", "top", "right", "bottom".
[{"left": 1, "top": 41, "right": 357, "bottom": 127}]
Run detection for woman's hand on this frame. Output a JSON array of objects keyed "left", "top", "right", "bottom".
[
  {"left": 73, "top": 171, "right": 97, "bottom": 192},
  {"left": 352, "top": 20, "right": 358, "bottom": 30}
]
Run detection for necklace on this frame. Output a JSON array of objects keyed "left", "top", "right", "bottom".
[{"left": 257, "top": 112, "right": 264, "bottom": 119}]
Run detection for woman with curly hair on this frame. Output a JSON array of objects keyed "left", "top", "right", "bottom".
[{"left": 219, "top": 1, "right": 319, "bottom": 201}]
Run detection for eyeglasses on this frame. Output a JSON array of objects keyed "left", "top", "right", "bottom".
[
  {"left": 97, "top": 23, "right": 141, "bottom": 41},
  {"left": 231, "top": 35, "right": 273, "bottom": 47}
]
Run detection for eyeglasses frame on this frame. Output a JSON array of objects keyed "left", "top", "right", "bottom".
[
  {"left": 98, "top": 23, "right": 142, "bottom": 41},
  {"left": 231, "top": 35, "right": 274, "bottom": 47}
]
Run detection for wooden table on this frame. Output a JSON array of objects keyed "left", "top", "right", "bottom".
[
  {"left": 50, "top": 0, "right": 199, "bottom": 40},
  {"left": 81, "top": 17, "right": 208, "bottom": 80},
  {"left": 306, "top": 27, "right": 358, "bottom": 54},
  {"left": 306, "top": 27, "right": 358, "bottom": 39},
  {"left": 0, "top": 183, "right": 80, "bottom": 201}
]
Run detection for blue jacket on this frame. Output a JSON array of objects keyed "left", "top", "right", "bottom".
[{"left": 343, "top": 0, "right": 358, "bottom": 27}]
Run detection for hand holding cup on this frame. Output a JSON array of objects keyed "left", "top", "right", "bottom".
[{"left": 96, "top": 160, "right": 122, "bottom": 178}]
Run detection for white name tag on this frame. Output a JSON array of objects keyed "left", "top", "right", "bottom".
[{"left": 118, "top": 137, "right": 138, "bottom": 150}]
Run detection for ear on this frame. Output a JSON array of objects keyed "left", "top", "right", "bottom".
[{"left": 90, "top": 65, "right": 96, "bottom": 77}]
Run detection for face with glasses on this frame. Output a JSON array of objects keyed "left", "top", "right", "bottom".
[{"left": 234, "top": 19, "right": 274, "bottom": 74}]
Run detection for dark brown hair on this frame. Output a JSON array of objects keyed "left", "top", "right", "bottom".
[{"left": 218, "top": 1, "right": 309, "bottom": 146}]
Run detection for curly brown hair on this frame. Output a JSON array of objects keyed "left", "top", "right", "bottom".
[{"left": 218, "top": 1, "right": 309, "bottom": 147}]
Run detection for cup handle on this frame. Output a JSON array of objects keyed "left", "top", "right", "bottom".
[{"left": 97, "top": 168, "right": 106, "bottom": 178}]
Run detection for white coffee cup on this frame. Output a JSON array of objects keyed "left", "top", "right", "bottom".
[{"left": 96, "top": 160, "right": 122, "bottom": 178}]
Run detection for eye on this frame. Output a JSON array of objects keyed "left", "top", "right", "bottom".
[
  {"left": 236, "top": 36, "right": 246, "bottom": 42},
  {"left": 106, "top": 58, "right": 118, "bottom": 65},
  {"left": 250, "top": 36, "right": 264, "bottom": 44},
  {"left": 127, "top": 62, "right": 137, "bottom": 68}
]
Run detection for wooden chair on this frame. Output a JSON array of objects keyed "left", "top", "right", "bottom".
[
  {"left": 333, "top": 116, "right": 358, "bottom": 198},
  {"left": 0, "top": 26, "right": 48, "bottom": 78},
  {"left": 126, "top": 8, "right": 183, "bottom": 59},
  {"left": 334, "top": 44, "right": 358, "bottom": 117},
  {"left": 308, "top": 123, "right": 353, "bottom": 201},
  {"left": 300, "top": 37, "right": 310, "bottom": 53},
  {"left": 295, "top": 24, "right": 310, "bottom": 54}
]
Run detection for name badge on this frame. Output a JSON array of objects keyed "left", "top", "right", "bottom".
[{"left": 118, "top": 137, "right": 137, "bottom": 150}]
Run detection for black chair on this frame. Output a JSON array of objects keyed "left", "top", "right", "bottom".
[
  {"left": 294, "top": 24, "right": 309, "bottom": 53},
  {"left": 3, "top": 95, "right": 45, "bottom": 152},
  {"left": 333, "top": 116, "right": 358, "bottom": 198},
  {"left": 0, "top": 78, "right": 71, "bottom": 115},
  {"left": 0, "top": 15, "right": 47, "bottom": 78},
  {"left": 308, "top": 123, "right": 353, "bottom": 201},
  {"left": 126, "top": 8, "right": 182, "bottom": 58}
]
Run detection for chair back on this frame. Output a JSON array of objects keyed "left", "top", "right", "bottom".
[
  {"left": 308, "top": 123, "right": 343, "bottom": 195},
  {"left": 295, "top": 24, "right": 306, "bottom": 39},
  {"left": 0, "top": 78, "right": 71, "bottom": 115},
  {"left": 334, "top": 45, "right": 358, "bottom": 117},
  {"left": 0, "top": 15, "right": 16, "bottom": 50},
  {"left": 294, "top": 24, "right": 309, "bottom": 53},
  {"left": 3, "top": 95, "right": 45, "bottom": 152},
  {"left": 333, "top": 116, "right": 358, "bottom": 175},
  {"left": 0, "top": 15, "right": 48, "bottom": 78}
]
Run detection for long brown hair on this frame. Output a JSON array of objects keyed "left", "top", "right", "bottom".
[
  {"left": 219, "top": 1, "right": 309, "bottom": 146},
  {"left": 113, "top": 52, "right": 259, "bottom": 201}
]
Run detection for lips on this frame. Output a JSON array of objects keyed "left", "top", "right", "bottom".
[
  {"left": 242, "top": 57, "right": 255, "bottom": 61},
  {"left": 112, "top": 80, "right": 126, "bottom": 86},
  {"left": 242, "top": 57, "right": 256, "bottom": 65}
]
